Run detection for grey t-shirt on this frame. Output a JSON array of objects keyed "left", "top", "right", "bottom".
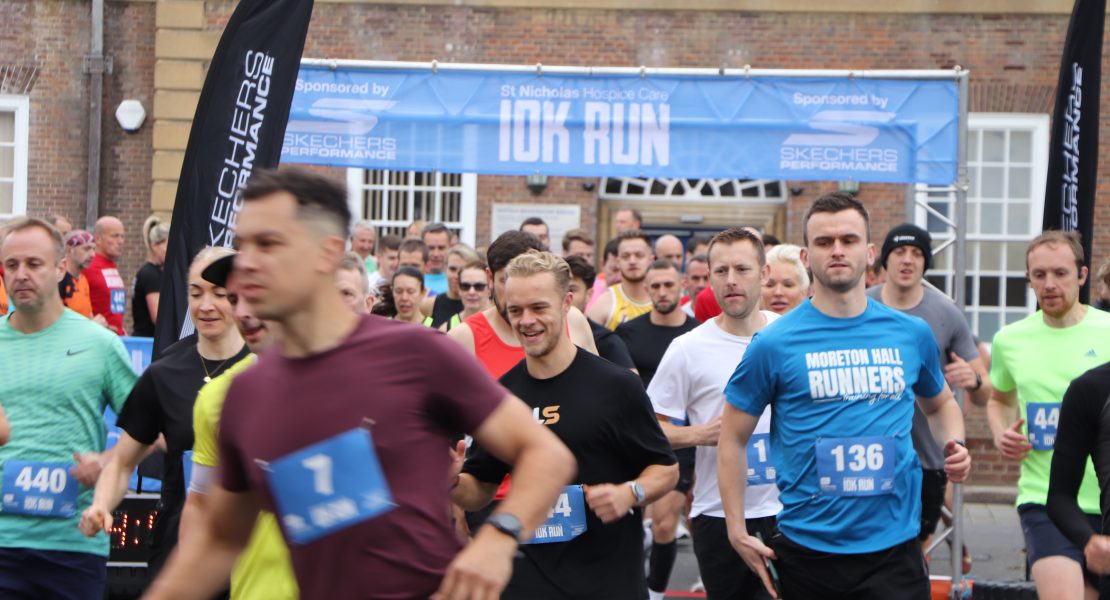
[{"left": 867, "top": 285, "right": 979, "bottom": 469}]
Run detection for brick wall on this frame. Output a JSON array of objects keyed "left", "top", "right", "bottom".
[{"left": 1, "top": 0, "right": 155, "bottom": 303}]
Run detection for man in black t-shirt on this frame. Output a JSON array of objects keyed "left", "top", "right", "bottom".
[
  {"left": 1046, "top": 362, "right": 1110, "bottom": 594},
  {"left": 454, "top": 250, "right": 678, "bottom": 600},
  {"left": 615, "top": 258, "right": 698, "bottom": 600}
]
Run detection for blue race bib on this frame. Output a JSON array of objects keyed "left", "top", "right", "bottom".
[
  {"left": 110, "top": 289, "right": 126, "bottom": 314},
  {"left": 815, "top": 436, "right": 895, "bottom": 497},
  {"left": 264, "top": 427, "right": 394, "bottom": 545},
  {"left": 1026, "top": 403, "right": 1059, "bottom": 451},
  {"left": 2, "top": 461, "right": 80, "bottom": 518},
  {"left": 182, "top": 450, "right": 194, "bottom": 490},
  {"left": 523, "top": 485, "right": 588, "bottom": 545},
  {"left": 746, "top": 433, "right": 776, "bottom": 485}
]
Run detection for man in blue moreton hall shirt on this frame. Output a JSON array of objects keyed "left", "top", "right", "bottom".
[{"left": 717, "top": 192, "right": 971, "bottom": 600}]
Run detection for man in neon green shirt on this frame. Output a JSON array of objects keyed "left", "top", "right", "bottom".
[
  {"left": 988, "top": 231, "right": 1110, "bottom": 600},
  {"left": 181, "top": 253, "right": 297, "bottom": 599},
  {"left": 0, "top": 218, "right": 136, "bottom": 598}
]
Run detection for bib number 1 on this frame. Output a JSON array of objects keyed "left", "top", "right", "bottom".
[
  {"left": 746, "top": 433, "right": 776, "bottom": 485},
  {"left": 1026, "top": 403, "right": 1059, "bottom": 451},
  {"left": 2, "top": 461, "right": 79, "bottom": 518},
  {"left": 816, "top": 437, "right": 895, "bottom": 497}
]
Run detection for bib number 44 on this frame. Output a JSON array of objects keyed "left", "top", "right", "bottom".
[{"left": 1026, "top": 403, "right": 1059, "bottom": 451}]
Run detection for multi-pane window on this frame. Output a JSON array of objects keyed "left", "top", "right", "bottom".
[
  {"left": 916, "top": 113, "right": 1049, "bottom": 342},
  {"left": 346, "top": 169, "right": 477, "bottom": 245},
  {"left": 0, "top": 95, "right": 29, "bottom": 218}
]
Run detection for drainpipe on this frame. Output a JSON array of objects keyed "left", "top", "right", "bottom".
[{"left": 85, "top": 0, "right": 108, "bottom": 227}]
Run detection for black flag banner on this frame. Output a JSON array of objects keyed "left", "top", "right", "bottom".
[
  {"left": 154, "top": 0, "right": 314, "bottom": 355},
  {"left": 1043, "top": 0, "right": 1104, "bottom": 302}
]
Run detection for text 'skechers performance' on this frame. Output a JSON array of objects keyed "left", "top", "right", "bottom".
[{"left": 282, "top": 67, "right": 960, "bottom": 185}]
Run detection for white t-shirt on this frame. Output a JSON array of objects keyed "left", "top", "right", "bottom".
[{"left": 647, "top": 311, "right": 782, "bottom": 519}]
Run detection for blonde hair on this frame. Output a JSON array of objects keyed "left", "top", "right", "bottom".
[
  {"left": 191, "top": 246, "right": 235, "bottom": 275},
  {"left": 505, "top": 250, "right": 571, "bottom": 294},
  {"left": 143, "top": 215, "right": 170, "bottom": 248},
  {"left": 765, "top": 243, "right": 810, "bottom": 289}
]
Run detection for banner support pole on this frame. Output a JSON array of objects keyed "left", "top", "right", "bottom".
[{"left": 949, "top": 65, "right": 970, "bottom": 600}]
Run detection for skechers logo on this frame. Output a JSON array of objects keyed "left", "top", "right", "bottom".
[{"left": 66, "top": 348, "right": 88, "bottom": 356}]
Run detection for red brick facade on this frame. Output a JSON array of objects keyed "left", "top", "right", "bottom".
[{"left": 7, "top": 1, "right": 1110, "bottom": 487}]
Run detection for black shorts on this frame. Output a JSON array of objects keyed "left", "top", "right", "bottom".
[
  {"left": 767, "top": 532, "right": 929, "bottom": 600},
  {"left": 674, "top": 447, "right": 695, "bottom": 494},
  {"left": 919, "top": 469, "right": 947, "bottom": 541},
  {"left": 1018, "top": 502, "right": 1105, "bottom": 587},
  {"left": 0, "top": 548, "right": 106, "bottom": 600},
  {"left": 691, "top": 515, "right": 775, "bottom": 600}
]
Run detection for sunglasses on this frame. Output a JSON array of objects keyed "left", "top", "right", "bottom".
[{"left": 459, "top": 282, "right": 488, "bottom": 292}]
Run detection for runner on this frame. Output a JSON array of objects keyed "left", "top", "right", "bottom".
[
  {"left": 439, "top": 260, "right": 490, "bottom": 332},
  {"left": 179, "top": 251, "right": 297, "bottom": 599},
  {"left": 868, "top": 223, "right": 990, "bottom": 553},
  {"left": 421, "top": 222, "right": 452, "bottom": 295},
  {"left": 389, "top": 266, "right": 430, "bottom": 325},
  {"left": 680, "top": 253, "right": 709, "bottom": 319},
  {"left": 565, "top": 255, "right": 635, "bottom": 370},
  {"left": 761, "top": 243, "right": 809, "bottom": 315},
  {"left": 650, "top": 227, "right": 782, "bottom": 600},
  {"left": 423, "top": 244, "right": 479, "bottom": 328},
  {"left": 1046, "top": 361, "right": 1110, "bottom": 596},
  {"left": 587, "top": 229, "right": 654, "bottom": 330},
  {"left": 719, "top": 192, "right": 969, "bottom": 599},
  {"left": 614, "top": 258, "right": 699, "bottom": 600},
  {"left": 654, "top": 234, "right": 684, "bottom": 268},
  {"left": 987, "top": 230, "right": 1110, "bottom": 600},
  {"left": 80, "top": 246, "right": 250, "bottom": 576},
  {"left": 519, "top": 217, "right": 550, "bottom": 250},
  {"left": 336, "top": 252, "right": 371, "bottom": 314},
  {"left": 58, "top": 230, "right": 97, "bottom": 320},
  {"left": 140, "top": 167, "right": 574, "bottom": 600},
  {"left": 453, "top": 250, "right": 678, "bottom": 600},
  {"left": 0, "top": 217, "right": 137, "bottom": 599},
  {"left": 85, "top": 216, "right": 127, "bottom": 335}
]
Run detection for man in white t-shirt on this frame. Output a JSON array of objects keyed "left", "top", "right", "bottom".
[{"left": 648, "top": 228, "right": 781, "bottom": 600}]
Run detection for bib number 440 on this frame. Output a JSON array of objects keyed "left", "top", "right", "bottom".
[{"left": 1, "top": 461, "right": 79, "bottom": 518}]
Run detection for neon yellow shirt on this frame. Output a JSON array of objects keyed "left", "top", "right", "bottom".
[
  {"left": 604, "top": 283, "right": 652, "bottom": 331},
  {"left": 193, "top": 355, "right": 298, "bottom": 600},
  {"left": 990, "top": 307, "right": 1110, "bottom": 511}
]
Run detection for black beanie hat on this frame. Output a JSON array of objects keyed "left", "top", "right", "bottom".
[{"left": 880, "top": 223, "right": 933, "bottom": 272}]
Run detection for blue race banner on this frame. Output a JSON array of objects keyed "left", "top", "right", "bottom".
[{"left": 283, "top": 67, "right": 959, "bottom": 184}]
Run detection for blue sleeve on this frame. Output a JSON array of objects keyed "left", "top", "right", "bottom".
[
  {"left": 724, "top": 330, "right": 775, "bottom": 417},
  {"left": 912, "top": 320, "right": 945, "bottom": 398}
]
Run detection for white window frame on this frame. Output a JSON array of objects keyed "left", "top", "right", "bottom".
[
  {"left": 0, "top": 95, "right": 29, "bottom": 219},
  {"left": 914, "top": 112, "right": 1049, "bottom": 341},
  {"left": 346, "top": 169, "right": 477, "bottom": 246}
]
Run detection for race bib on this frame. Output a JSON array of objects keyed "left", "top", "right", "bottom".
[
  {"left": 264, "top": 427, "right": 394, "bottom": 545},
  {"left": 110, "top": 289, "right": 126, "bottom": 314},
  {"left": 746, "top": 433, "right": 776, "bottom": 486},
  {"left": 182, "top": 450, "right": 194, "bottom": 489},
  {"left": 523, "top": 485, "right": 588, "bottom": 545},
  {"left": 2, "top": 461, "right": 79, "bottom": 518},
  {"left": 816, "top": 436, "right": 895, "bottom": 497},
  {"left": 1026, "top": 403, "right": 1060, "bottom": 451}
]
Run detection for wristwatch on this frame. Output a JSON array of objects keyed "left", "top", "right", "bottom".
[
  {"left": 485, "top": 512, "right": 524, "bottom": 542},
  {"left": 970, "top": 372, "right": 983, "bottom": 391},
  {"left": 627, "top": 481, "right": 646, "bottom": 506}
]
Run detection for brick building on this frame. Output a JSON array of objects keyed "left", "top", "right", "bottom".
[{"left": 5, "top": 0, "right": 1110, "bottom": 487}]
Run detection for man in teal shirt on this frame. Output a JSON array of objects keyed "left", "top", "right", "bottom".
[{"left": 0, "top": 217, "right": 136, "bottom": 599}]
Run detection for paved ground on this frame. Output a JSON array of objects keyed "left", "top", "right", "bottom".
[{"left": 660, "top": 501, "right": 1030, "bottom": 598}]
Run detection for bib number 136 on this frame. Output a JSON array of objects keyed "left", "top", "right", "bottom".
[{"left": 815, "top": 437, "right": 895, "bottom": 497}]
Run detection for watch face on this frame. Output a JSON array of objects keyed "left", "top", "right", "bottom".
[{"left": 490, "top": 513, "right": 523, "bottom": 538}]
